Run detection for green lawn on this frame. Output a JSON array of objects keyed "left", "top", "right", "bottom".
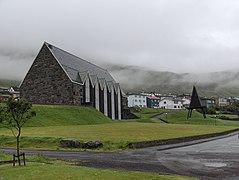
[
  {"left": 1, "top": 123, "right": 236, "bottom": 141},
  {"left": 0, "top": 123, "right": 236, "bottom": 151},
  {"left": 0, "top": 106, "right": 238, "bottom": 151},
  {"left": 0, "top": 163, "right": 196, "bottom": 180},
  {"left": 155, "top": 109, "right": 239, "bottom": 126}
]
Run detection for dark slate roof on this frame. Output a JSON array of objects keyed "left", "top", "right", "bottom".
[{"left": 45, "top": 42, "right": 116, "bottom": 83}]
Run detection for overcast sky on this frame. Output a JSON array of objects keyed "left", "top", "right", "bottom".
[{"left": 1, "top": 0, "right": 239, "bottom": 80}]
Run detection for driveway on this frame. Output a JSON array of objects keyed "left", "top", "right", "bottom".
[{"left": 1, "top": 132, "right": 239, "bottom": 180}]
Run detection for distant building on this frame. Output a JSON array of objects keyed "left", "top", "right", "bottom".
[
  {"left": 9, "top": 86, "right": 20, "bottom": 98},
  {"left": 20, "top": 42, "right": 126, "bottom": 119},
  {"left": 215, "top": 97, "right": 229, "bottom": 107},
  {"left": 147, "top": 95, "right": 160, "bottom": 108},
  {"left": 127, "top": 94, "right": 147, "bottom": 107},
  {"left": 0, "top": 86, "right": 9, "bottom": 92},
  {"left": 200, "top": 97, "right": 216, "bottom": 108},
  {"left": 159, "top": 98, "right": 184, "bottom": 109},
  {"left": 0, "top": 94, "right": 11, "bottom": 102},
  {"left": 177, "top": 94, "right": 191, "bottom": 108},
  {"left": 0, "top": 86, "right": 10, "bottom": 102},
  {"left": 227, "top": 96, "right": 239, "bottom": 105}
]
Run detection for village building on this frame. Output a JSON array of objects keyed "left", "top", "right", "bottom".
[
  {"left": 200, "top": 97, "right": 216, "bottom": 108},
  {"left": 20, "top": 42, "right": 127, "bottom": 120},
  {"left": 9, "top": 86, "right": 20, "bottom": 98},
  {"left": 146, "top": 95, "right": 161, "bottom": 108},
  {"left": 0, "top": 86, "right": 11, "bottom": 101},
  {"left": 215, "top": 97, "right": 229, "bottom": 107},
  {"left": 127, "top": 94, "right": 147, "bottom": 108},
  {"left": 227, "top": 96, "right": 239, "bottom": 105},
  {"left": 159, "top": 98, "right": 184, "bottom": 109}
]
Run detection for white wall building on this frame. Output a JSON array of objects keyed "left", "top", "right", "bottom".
[
  {"left": 159, "top": 98, "right": 184, "bottom": 109},
  {"left": 182, "top": 98, "right": 191, "bottom": 108},
  {"left": 217, "top": 97, "right": 229, "bottom": 107},
  {"left": 127, "top": 94, "right": 147, "bottom": 107}
]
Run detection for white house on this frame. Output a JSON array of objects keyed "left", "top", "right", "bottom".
[
  {"left": 159, "top": 98, "right": 184, "bottom": 109},
  {"left": 217, "top": 97, "right": 229, "bottom": 107},
  {"left": 181, "top": 98, "right": 191, "bottom": 108},
  {"left": 127, "top": 94, "right": 147, "bottom": 107}
]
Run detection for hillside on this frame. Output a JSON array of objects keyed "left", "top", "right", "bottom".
[
  {"left": 2, "top": 63, "right": 239, "bottom": 96},
  {"left": 102, "top": 63, "right": 239, "bottom": 96},
  {"left": 0, "top": 79, "right": 20, "bottom": 87}
]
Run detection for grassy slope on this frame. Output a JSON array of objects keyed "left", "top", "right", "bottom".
[
  {"left": 16, "top": 104, "right": 112, "bottom": 127},
  {"left": 166, "top": 110, "right": 239, "bottom": 126}
]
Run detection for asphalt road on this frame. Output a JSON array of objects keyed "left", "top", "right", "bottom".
[{"left": 1, "top": 132, "right": 239, "bottom": 180}]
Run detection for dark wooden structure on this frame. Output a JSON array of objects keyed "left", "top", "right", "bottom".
[
  {"left": 187, "top": 86, "right": 206, "bottom": 119},
  {"left": 13, "top": 153, "right": 26, "bottom": 166}
]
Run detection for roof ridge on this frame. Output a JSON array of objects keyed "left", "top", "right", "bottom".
[{"left": 45, "top": 42, "right": 108, "bottom": 72}]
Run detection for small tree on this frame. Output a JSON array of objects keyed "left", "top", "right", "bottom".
[{"left": 0, "top": 97, "right": 35, "bottom": 165}]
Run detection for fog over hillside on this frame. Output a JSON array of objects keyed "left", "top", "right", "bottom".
[
  {"left": 1, "top": 61, "right": 239, "bottom": 97},
  {"left": 101, "top": 63, "right": 239, "bottom": 97}
]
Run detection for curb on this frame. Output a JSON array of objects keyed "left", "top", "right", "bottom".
[{"left": 128, "top": 128, "right": 239, "bottom": 149}]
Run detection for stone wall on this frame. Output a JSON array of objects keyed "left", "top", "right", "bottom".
[{"left": 20, "top": 44, "right": 83, "bottom": 105}]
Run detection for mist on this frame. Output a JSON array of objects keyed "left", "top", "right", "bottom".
[
  {"left": 104, "top": 63, "right": 239, "bottom": 96},
  {"left": 1, "top": 0, "right": 239, "bottom": 78}
]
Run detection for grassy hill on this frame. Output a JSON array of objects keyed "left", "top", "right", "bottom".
[
  {"left": 29, "top": 104, "right": 113, "bottom": 126},
  {"left": 0, "top": 79, "right": 20, "bottom": 87},
  {"left": 0, "top": 104, "right": 112, "bottom": 128}
]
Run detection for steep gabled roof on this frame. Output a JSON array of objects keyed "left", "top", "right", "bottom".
[{"left": 45, "top": 42, "right": 116, "bottom": 83}]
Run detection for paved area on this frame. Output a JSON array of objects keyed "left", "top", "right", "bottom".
[{"left": 1, "top": 132, "right": 239, "bottom": 180}]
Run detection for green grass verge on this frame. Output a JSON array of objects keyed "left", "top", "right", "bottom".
[
  {"left": 135, "top": 108, "right": 239, "bottom": 126},
  {"left": 0, "top": 163, "right": 197, "bottom": 180},
  {"left": 0, "top": 153, "right": 197, "bottom": 180},
  {"left": 165, "top": 110, "right": 239, "bottom": 126},
  {"left": 0, "top": 123, "right": 236, "bottom": 151}
]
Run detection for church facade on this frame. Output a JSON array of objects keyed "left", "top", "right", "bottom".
[{"left": 20, "top": 42, "right": 126, "bottom": 119}]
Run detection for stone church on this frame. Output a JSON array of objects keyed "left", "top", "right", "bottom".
[{"left": 20, "top": 42, "right": 127, "bottom": 120}]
